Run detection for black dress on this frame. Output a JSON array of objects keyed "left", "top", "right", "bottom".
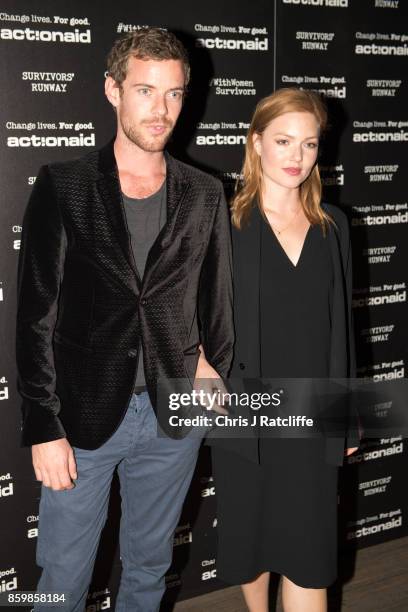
[{"left": 212, "top": 211, "right": 339, "bottom": 589}]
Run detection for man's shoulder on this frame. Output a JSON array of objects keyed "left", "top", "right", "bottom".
[
  {"left": 167, "top": 154, "right": 223, "bottom": 192},
  {"left": 44, "top": 148, "right": 99, "bottom": 182}
]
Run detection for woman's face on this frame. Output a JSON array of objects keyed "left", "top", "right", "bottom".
[{"left": 253, "top": 111, "right": 320, "bottom": 191}]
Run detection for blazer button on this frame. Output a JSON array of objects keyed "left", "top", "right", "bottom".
[
  {"left": 239, "top": 363, "right": 245, "bottom": 370},
  {"left": 128, "top": 349, "right": 138, "bottom": 358},
  {"left": 141, "top": 298, "right": 147, "bottom": 305}
]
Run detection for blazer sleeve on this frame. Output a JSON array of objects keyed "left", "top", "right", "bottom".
[
  {"left": 339, "top": 213, "right": 361, "bottom": 449},
  {"left": 16, "top": 165, "right": 67, "bottom": 446},
  {"left": 342, "top": 220, "right": 356, "bottom": 379},
  {"left": 198, "top": 184, "right": 234, "bottom": 377}
]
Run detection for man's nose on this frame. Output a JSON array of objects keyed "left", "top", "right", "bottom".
[{"left": 152, "top": 94, "right": 168, "bottom": 117}]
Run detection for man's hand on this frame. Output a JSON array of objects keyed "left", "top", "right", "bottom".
[
  {"left": 194, "top": 346, "right": 229, "bottom": 415},
  {"left": 195, "top": 349, "right": 220, "bottom": 380},
  {"left": 345, "top": 446, "right": 358, "bottom": 456},
  {"left": 32, "top": 438, "right": 77, "bottom": 491}
]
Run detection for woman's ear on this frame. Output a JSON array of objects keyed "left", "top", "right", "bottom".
[{"left": 252, "top": 133, "right": 261, "bottom": 156}]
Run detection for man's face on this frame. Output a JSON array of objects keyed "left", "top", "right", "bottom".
[{"left": 106, "top": 56, "right": 185, "bottom": 152}]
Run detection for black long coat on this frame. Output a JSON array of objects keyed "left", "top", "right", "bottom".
[
  {"left": 218, "top": 202, "right": 358, "bottom": 466},
  {"left": 16, "top": 141, "right": 234, "bottom": 448}
]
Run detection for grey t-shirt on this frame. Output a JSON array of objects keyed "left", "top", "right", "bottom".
[{"left": 122, "top": 181, "right": 166, "bottom": 387}]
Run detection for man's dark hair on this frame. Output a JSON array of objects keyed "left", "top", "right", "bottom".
[{"left": 107, "top": 28, "right": 190, "bottom": 87}]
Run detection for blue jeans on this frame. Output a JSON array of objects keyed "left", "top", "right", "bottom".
[{"left": 34, "top": 392, "right": 202, "bottom": 612}]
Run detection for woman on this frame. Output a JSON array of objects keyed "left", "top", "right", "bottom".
[{"left": 211, "top": 88, "right": 359, "bottom": 612}]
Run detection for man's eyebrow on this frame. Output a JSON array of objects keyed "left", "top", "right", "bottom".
[{"left": 131, "top": 83, "right": 185, "bottom": 91}]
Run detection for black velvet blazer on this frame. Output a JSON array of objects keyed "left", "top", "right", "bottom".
[
  {"left": 211, "top": 202, "right": 359, "bottom": 466},
  {"left": 16, "top": 141, "right": 234, "bottom": 448}
]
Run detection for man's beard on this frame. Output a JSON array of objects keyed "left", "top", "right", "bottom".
[{"left": 120, "top": 116, "right": 174, "bottom": 152}]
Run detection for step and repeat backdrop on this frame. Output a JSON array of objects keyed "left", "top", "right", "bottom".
[{"left": 0, "top": 0, "right": 407, "bottom": 608}]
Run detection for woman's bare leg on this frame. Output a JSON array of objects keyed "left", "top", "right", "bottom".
[
  {"left": 281, "top": 575, "right": 327, "bottom": 612},
  {"left": 241, "top": 572, "right": 270, "bottom": 612}
]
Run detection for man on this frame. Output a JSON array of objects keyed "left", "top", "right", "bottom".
[{"left": 16, "top": 29, "right": 233, "bottom": 611}]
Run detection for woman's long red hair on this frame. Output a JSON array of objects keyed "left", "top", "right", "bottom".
[{"left": 231, "top": 88, "right": 332, "bottom": 232}]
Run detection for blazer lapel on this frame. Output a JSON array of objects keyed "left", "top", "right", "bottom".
[
  {"left": 231, "top": 204, "right": 262, "bottom": 377},
  {"left": 142, "top": 152, "right": 190, "bottom": 284},
  {"left": 95, "top": 144, "right": 190, "bottom": 292},
  {"left": 96, "top": 141, "right": 140, "bottom": 294},
  {"left": 160, "top": 152, "right": 190, "bottom": 248}
]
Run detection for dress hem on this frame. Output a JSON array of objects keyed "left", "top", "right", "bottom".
[{"left": 217, "top": 565, "right": 337, "bottom": 590}]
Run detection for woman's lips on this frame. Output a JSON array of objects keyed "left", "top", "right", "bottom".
[{"left": 283, "top": 167, "right": 302, "bottom": 176}]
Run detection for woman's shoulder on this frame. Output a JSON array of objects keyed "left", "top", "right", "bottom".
[
  {"left": 321, "top": 202, "right": 350, "bottom": 236},
  {"left": 232, "top": 204, "right": 260, "bottom": 237}
]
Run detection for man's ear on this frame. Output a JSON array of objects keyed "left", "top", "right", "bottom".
[{"left": 105, "top": 76, "right": 121, "bottom": 108}]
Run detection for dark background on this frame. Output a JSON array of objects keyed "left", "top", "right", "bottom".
[{"left": 0, "top": 0, "right": 407, "bottom": 608}]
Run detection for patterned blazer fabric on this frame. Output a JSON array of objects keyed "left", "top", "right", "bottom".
[{"left": 16, "top": 141, "right": 234, "bottom": 448}]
